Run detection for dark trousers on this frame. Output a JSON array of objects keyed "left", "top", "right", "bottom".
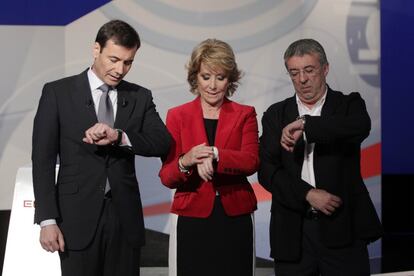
[
  {"left": 59, "top": 198, "right": 141, "bottom": 276},
  {"left": 274, "top": 218, "right": 370, "bottom": 276}
]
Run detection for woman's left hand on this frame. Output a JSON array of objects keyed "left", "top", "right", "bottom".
[{"left": 197, "top": 156, "right": 214, "bottom": 182}]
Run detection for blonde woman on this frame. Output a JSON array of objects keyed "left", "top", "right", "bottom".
[{"left": 159, "top": 39, "right": 259, "bottom": 276}]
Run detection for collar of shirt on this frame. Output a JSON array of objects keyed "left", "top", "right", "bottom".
[
  {"left": 296, "top": 86, "right": 328, "bottom": 188},
  {"left": 87, "top": 68, "right": 118, "bottom": 116},
  {"left": 87, "top": 68, "right": 119, "bottom": 92}
]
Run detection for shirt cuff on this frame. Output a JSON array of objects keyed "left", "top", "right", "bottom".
[
  {"left": 120, "top": 132, "right": 132, "bottom": 147},
  {"left": 40, "top": 219, "right": 57, "bottom": 227}
]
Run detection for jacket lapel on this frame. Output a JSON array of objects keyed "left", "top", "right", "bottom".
[
  {"left": 283, "top": 95, "right": 305, "bottom": 165},
  {"left": 69, "top": 70, "right": 107, "bottom": 157},
  {"left": 185, "top": 97, "right": 241, "bottom": 148},
  {"left": 215, "top": 98, "right": 239, "bottom": 148},
  {"left": 186, "top": 97, "right": 209, "bottom": 146},
  {"left": 284, "top": 95, "right": 300, "bottom": 125},
  {"left": 114, "top": 81, "right": 136, "bottom": 130},
  {"left": 71, "top": 69, "right": 98, "bottom": 130},
  {"left": 321, "top": 86, "right": 339, "bottom": 117}
]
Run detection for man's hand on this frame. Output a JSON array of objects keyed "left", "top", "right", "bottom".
[
  {"left": 40, "top": 224, "right": 65, "bottom": 253},
  {"left": 83, "top": 123, "right": 118, "bottom": 145},
  {"left": 305, "top": 188, "right": 342, "bottom": 215},
  {"left": 280, "top": 119, "right": 304, "bottom": 152}
]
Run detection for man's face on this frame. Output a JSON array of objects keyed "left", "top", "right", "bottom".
[
  {"left": 286, "top": 53, "right": 329, "bottom": 106},
  {"left": 92, "top": 39, "right": 138, "bottom": 87}
]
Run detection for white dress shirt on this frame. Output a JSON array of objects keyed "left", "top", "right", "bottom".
[
  {"left": 296, "top": 88, "right": 327, "bottom": 187},
  {"left": 88, "top": 69, "right": 118, "bottom": 118}
]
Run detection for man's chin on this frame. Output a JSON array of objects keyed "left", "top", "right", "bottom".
[
  {"left": 106, "top": 79, "right": 122, "bottom": 87},
  {"left": 298, "top": 92, "right": 312, "bottom": 100}
]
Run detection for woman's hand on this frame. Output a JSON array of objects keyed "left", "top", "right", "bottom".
[
  {"left": 181, "top": 143, "right": 214, "bottom": 167},
  {"left": 197, "top": 156, "right": 214, "bottom": 182}
]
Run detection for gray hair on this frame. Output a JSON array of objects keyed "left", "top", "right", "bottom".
[{"left": 283, "top": 38, "right": 328, "bottom": 68}]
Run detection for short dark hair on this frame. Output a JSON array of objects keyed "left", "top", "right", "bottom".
[
  {"left": 283, "top": 38, "right": 328, "bottom": 68},
  {"left": 95, "top": 20, "right": 140, "bottom": 51}
]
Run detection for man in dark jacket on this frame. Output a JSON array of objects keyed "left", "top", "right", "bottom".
[
  {"left": 258, "top": 38, "right": 382, "bottom": 276},
  {"left": 32, "top": 20, "right": 171, "bottom": 276}
]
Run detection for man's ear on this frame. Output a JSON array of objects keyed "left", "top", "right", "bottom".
[
  {"left": 323, "top": 63, "right": 329, "bottom": 77},
  {"left": 93, "top": 42, "right": 101, "bottom": 58}
]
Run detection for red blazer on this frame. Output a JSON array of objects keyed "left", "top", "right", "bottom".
[{"left": 159, "top": 97, "right": 259, "bottom": 217}]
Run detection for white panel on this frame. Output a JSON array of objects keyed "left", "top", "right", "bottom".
[{"left": 2, "top": 166, "right": 60, "bottom": 276}]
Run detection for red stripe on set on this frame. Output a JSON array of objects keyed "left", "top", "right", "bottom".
[
  {"left": 361, "top": 143, "right": 381, "bottom": 179},
  {"left": 143, "top": 202, "right": 171, "bottom": 216}
]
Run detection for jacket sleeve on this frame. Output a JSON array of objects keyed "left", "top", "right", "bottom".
[
  {"left": 126, "top": 91, "right": 171, "bottom": 157},
  {"left": 32, "top": 83, "right": 60, "bottom": 224},
  {"left": 215, "top": 106, "right": 259, "bottom": 176},
  {"left": 258, "top": 107, "right": 312, "bottom": 212},
  {"left": 159, "top": 109, "right": 195, "bottom": 189},
  {"left": 305, "top": 92, "right": 371, "bottom": 144}
]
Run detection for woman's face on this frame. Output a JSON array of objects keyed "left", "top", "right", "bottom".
[{"left": 197, "top": 62, "right": 229, "bottom": 107}]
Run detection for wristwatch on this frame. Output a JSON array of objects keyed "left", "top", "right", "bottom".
[
  {"left": 212, "top": 146, "right": 219, "bottom": 161},
  {"left": 114, "top": 129, "right": 123, "bottom": 145},
  {"left": 296, "top": 115, "right": 306, "bottom": 130}
]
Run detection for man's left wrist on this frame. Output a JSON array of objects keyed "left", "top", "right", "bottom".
[
  {"left": 113, "top": 129, "right": 123, "bottom": 145},
  {"left": 296, "top": 115, "right": 306, "bottom": 130}
]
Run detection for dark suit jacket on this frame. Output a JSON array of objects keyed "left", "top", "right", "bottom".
[
  {"left": 159, "top": 97, "right": 259, "bottom": 217},
  {"left": 32, "top": 69, "right": 171, "bottom": 250},
  {"left": 258, "top": 87, "right": 382, "bottom": 261}
]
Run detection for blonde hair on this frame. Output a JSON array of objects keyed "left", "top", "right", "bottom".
[{"left": 186, "top": 39, "right": 241, "bottom": 97}]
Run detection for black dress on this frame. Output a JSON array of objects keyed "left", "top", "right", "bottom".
[{"left": 173, "top": 118, "right": 255, "bottom": 276}]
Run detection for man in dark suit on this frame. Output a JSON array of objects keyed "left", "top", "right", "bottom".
[
  {"left": 32, "top": 20, "right": 171, "bottom": 276},
  {"left": 258, "top": 38, "right": 382, "bottom": 275}
]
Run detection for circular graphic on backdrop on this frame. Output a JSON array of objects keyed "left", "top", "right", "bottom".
[
  {"left": 102, "top": 0, "right": 317, "bottom": 53},
  {"left": 346, "top": 0, "right": 380, "bottom": 87}
]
